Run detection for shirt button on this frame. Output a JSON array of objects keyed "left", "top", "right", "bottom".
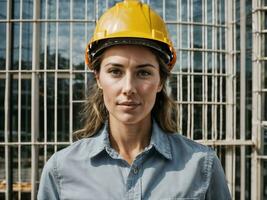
[{"left": 133, "top": 167, "right": 138, "bottom": 174}]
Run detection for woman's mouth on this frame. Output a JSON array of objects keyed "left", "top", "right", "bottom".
[{"left": 117, "top": 101, "right": 141, "bottom": 109}]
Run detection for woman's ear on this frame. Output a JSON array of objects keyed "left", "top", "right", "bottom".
[
  {"left": 157, "top": 82, "right": 163, "bottom": 92},
  {"left": 94, "top": 71, "right": 102, "bottom": 89}
]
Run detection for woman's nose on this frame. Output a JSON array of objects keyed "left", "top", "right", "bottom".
[{"left": 122, "top": 73, "right": 137, "bottom": 96}]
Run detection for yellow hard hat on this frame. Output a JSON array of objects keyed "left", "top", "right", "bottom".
[{"left": 85, "top": 0, "right": 176, "bottom": 70}]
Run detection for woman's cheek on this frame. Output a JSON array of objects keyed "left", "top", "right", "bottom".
[
  {"left": 139, "top": 81, "right": 160, "bottom": 93},
  {"left": 100, "top": 75, "right": 119, "bottom": 88}
]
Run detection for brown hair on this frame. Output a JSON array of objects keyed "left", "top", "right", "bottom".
[{"left": 73, "top": 47, "right": 178, "bottom": 140}]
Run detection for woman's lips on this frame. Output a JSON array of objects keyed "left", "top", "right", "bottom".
[
  {"left": 119, "top": 102, "right": 140, "bottom": 106},
  {"left": 117, "top": 101, "right": 141, "bottom": 110}
]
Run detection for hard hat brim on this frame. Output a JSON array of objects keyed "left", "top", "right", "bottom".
[{"left": 88, "top": 37, "right": 172, "bottom": 68}]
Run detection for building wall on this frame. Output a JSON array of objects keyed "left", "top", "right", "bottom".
[{"left": 0, "top": 0, "right": 266, "bottom": 199}]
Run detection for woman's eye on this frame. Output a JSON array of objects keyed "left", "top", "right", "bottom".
[
  {"left": 138, "top": 70, "right": 151, "bottom": 77},
  {"left": 108, "top": 69, "right": 122, "bottom": 77}
]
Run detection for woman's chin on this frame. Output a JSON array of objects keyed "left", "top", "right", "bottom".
[{"left": 111, "top": 113, "right": 151, "bottom": 125}]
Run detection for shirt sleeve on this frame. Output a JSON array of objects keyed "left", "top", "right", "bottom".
[
  {"left": 205, "top": 153, "right": 232, "bottom": 200},
  {"left": 37, "top": 154, "right": 60, "bottom": 200}
]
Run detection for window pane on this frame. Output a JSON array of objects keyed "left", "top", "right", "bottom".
[
  {"left": 21, "top": 145, "right": 31, "bottom": 183},
  {"left": 73, "top": 23, "right": 85, "bottom": 70},
  {"left": 40, "top": 0, "right": 46, "bottom": 19},
  {"left": 207, "top": 75, "right": 212, "bottom": 102},
  {"left": 22, "top": 23, "right": 32, "bottom": 70},
  {"left": 21, "top": 79, "right": 31, "bottom": 142},
  {"left": 0, "top": 0, "right": 6, "bottom": 19},
  {"left": 219, "top": 0, "right": 225, "bottom": 24},
  {"left": 0, "top": 23, "right": 6, "bottom": 70},
  {"left": 47, "top": 0, "right": 56, "bottom": 19},
  {"left": 97, "top": 0, "right": 107, "bottom": 19},
  {"left": 263, "top": 92, "right": 267, "bottom": 121},
  {"left": 58, "top": 23, "right": 70, "bottom": 69},
  {"left": 221, "top": 28, "right": 225, "bottom": 49},
  {"left": 57, "top": 78, "right": 69, "bottom": 142},
  {"left": 181, "top": 51, "right": 189, "bottom": 71},
  {"left": 193, "top": 0, "right": 202, "bottom": 22},
  {"left": 73, "top": 0, "right": 85, "bottom": 19},
  {"left": 263, "top": 159, "right": 267, "bottom": 198},
  {"left": 207, "top": 0, "right": 212, "bottom": 23},
  {"left": 193, "top": 75, "right": 202, "bottom": 101},
  {"left": 12, "top": 0, "right": 20, "bottom": 19},
  {"left": 22, "top": 0, "right": 33, "bottom": 19},
  {"left": 182, "top": 75, "right": 189, "bottom": 101},
  {"left": 150, "top": 1, "right": 163, "bottom": 19},
  {"left": 0, "top": 146, "right": 4, "bottom": 179},
  {"left": 39, "top": 74, "right": 44, "bottom": 142},
  {"left": 40, "top": 23, "right": 45, "bottom": 69},
  {"left": 181, "top": 25, "right": 189, "bottom": 48},
  {"left": 181, "top": 0, "right": 188, "bottom": 21},
  {"left": 217, "top": 104, "right": 226, "bottom": 139},
  {"left": 47, "top": 74, "right": 55, "bottom": 142},
  {"left": 169, "top": 73, "right": 177, "bottom": 101},
  {"left": 207, "top": 52, "right": 212, "bottom": 71},
  {"left": 59, "top": 0, "right": 70, "bottom": 19},
  {"left": 218, "top": 33, "right": 225, "bottom": 53},
  {"left": 86, "top": 0, "right": 95, "bottom": 20},
  {"left": 166, "top": 0, "right": 177, "bottom": 21},
  {"left": 168, "top": 24, "right": 177, "bottom": 47},
  {"left": 0, "top": 79, "right": 4, "bottom": 142},
  {"left": 73, "top": 73, "right": 85, "bottom": 100},
  {"left": 12, "top": 78, "right": 18, "bottom": 142},
  {"left": 12, "top": 23, "right": 20, "bottom": 70},
  {"left": 181, "top": 104, "right": 189, "bottom": 136},
  {"left": 207, "top": 27, "right": 212, "bottom": 49},
  {"left": 193, "top": 51, "right": 202, "bottom": 72},
  {"left": 47, "top": 23, "right": 56, "bottom": 69},
  {"left": 193, "top": 25, "right": 202, "bottom": 48},
  {"left": 264, "top": 61, "right": 267, "bottom": 89},
  {"left": 12, "top": 146, "right": 19, "bottom": 184},
  {"left": 193, "top": 105, "right": 202, "bottom": 139},
  {"left": 207, "top": 104, "right": 213, "bottom": 139}
]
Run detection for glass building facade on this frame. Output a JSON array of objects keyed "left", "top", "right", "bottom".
[{"left": 0, "top": 0, "right": 266, "bottom": 199}]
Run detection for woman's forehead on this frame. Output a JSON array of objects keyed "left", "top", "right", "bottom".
[{"left": 101, "top": 45, "right": 158, "bottom": 66}]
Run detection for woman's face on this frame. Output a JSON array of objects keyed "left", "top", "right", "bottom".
[{"left": 96, "top": 45, "right": 162, "bottom": 125}]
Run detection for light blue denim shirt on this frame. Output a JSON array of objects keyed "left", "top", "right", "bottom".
[{"left": 38, "top": 120, "right": 231, "bottom": 200}]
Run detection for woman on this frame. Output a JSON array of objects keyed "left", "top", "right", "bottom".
[{"left": 38, "top": 0, "right": 231, "bottom": 199}]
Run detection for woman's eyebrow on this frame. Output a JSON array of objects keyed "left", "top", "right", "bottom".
[
  {"left": 103, "top": 63, "right": 124, "bottom": 68},
  {"left": 136, "top": 64, "right": 157, "bottom": 68},
  {"left": 102, "top": 63, "right": 157, "bottom": 68}
]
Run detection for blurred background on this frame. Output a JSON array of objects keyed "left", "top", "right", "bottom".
[{"left": 0, "top": 0, "right": 266, "bottom": 199}]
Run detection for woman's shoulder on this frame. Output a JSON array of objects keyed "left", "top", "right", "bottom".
[
  {"left": 167, "top": 133, "right": 217, "bottom": 179},
  {"left": 46, "top": 136, "right": 99, "bottom": 166},
  {"left": 63, "top": 136, "right": 100, "bottom": 155},
  {"left": 167, "top": 132, "right": 214, "bottom": 156}
]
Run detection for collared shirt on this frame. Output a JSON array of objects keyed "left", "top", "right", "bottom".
[{"left": 37, "top": 120, "right": 231, "bottom": 200}]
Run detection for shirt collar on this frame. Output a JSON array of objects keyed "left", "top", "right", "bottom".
[
  {"left": 88, "top": 121, "right": 110, "bottom": 158},
  {"left": 149, "top": 119, "right": 172, "bottom": 160},
  {"left": 88, "top": 119, "right": 172, "bottom": 160}
]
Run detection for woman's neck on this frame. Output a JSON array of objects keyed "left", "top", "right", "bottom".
[{"left": 108, "top": 115, "right": 152, "bottom": 165}]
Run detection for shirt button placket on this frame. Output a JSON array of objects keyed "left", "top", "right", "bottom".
[
  {"left": 132, "top": 165, "right": 142, "bottom": 200},
  {"left": 133, "top": 167, "right": 138, "bottom": 175}
]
